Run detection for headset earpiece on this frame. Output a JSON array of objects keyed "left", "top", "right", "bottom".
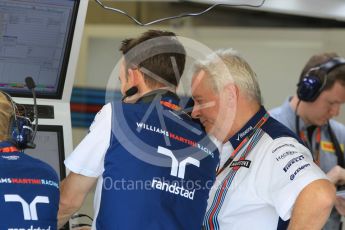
[
  {"left": 10, "top": 116, "right": 34, "bottom": 149},
  {"left": 297, "top": 57, "right": 345, "bottom": 102},
  {"left": 297, "top": 69, "right": 325, "bottom": 102}
]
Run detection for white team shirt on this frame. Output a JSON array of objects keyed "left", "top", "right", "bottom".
[
  {"left": 206, "top": 133, "right": 327, "bottom": 229},
  {"left": 65, "top": 103, "right": 112, "bottom": 230}
]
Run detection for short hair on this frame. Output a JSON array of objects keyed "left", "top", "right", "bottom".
[
  {"left": 299, "top": 52, "right": 345, "bottom": 90},
  {"left": 0, "top": 92, "right": 14, "bottom": 141},
  {"left": 193, "top": 48, "right": 262, "bottom": 104},
  {"left": 120, "top": 30, "right": 186, "bottom": 88}
]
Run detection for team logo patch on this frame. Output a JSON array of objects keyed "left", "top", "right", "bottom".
[
  {"left": 229, "top": 159, "right": 251, "bottom": 170},
  {"left": 321, "top": 141, "right": 344, "bottom": 153},
  {"left": 236, "top": 126, "right": 253, "bottom": 141},
  {"left": 321, "top": 141, "right": 335, "bottom": 153},
  {"left": 1, "top": 155, "right": 19, "bottom": 160},
  {"left": 283, "top": 155, "right": 304, "bottom": 172}
]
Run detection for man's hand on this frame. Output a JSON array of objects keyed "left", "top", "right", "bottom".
[
  {"left": 326, "top": 165, "right": 345, "bottom": 217},
  {"left": 335, "top": 197, "right": 345, "bottom": 216},
  {"left": 327, "top": 165, "right": 345, "bottom": 185}
]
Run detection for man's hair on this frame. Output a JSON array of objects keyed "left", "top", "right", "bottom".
[
  {"left": 119, "top": 30, "right": 186, "bottom": 88},
  {"left": 299, "top": 52, "right": 345, "bottom": 91},
  {"left": 0, "top": 92, "right": 14, "bottom": 141},
  {"left": 193, "top": 48, "right": 262, "bottom": 104}
]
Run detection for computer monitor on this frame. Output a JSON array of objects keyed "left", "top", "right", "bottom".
[
  {"left": 25, "top": 125, "right": 66, "bottom": 180},
  {"left": 0, "top": 0, "right": 81, "bottom": 99}
]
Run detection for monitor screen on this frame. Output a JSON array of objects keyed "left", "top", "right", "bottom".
[
  {"left": 0, "top": 0, "right": 80, "bottom": 99},
  {"left": 25, "top": 125, "right": 66, "bottom": 180}
]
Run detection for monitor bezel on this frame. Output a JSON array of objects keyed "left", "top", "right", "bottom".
[
  {"left": 2, "top": 0, "right": 80, "bottom": 100},
  {"left": 32, "top": 124, "right": 66, "bottom": 180}
]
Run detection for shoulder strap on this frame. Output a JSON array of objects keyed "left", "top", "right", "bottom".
[{"left": 327, "top": 123, "right": 345, "bottom": 167}]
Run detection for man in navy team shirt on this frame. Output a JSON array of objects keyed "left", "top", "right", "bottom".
[{"left": 0, "top": 91, "right": 59, "bottom": 230}]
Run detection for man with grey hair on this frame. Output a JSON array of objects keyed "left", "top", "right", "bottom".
[{"left": 191, "top": 48, "right": 335, "bottom": 229}]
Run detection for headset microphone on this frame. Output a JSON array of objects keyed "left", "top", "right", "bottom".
[
  {"left": 25, "top": 76, "right": 37, "bottom": 148},
  {"left": 121, "top": 86, "right": 138, "bottom": 102}
]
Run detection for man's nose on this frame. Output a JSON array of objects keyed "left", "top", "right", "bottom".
[
  {"left": 191, "top": 106, "right": 200, "bottom": 119},
  {"left": 330, "top": 104, "right": 340, "bottom": 117}
]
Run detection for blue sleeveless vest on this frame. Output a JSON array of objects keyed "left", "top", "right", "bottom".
[{"left": 96, "top": 93, "right": 219, "bottom": 230}]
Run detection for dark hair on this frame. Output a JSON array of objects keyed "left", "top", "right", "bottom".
[
  {"left": 299, "top": 52, "right": 345, "bottom": 90},
  {"left": 120, "top": 30, "right": 186, "bottom": 88}
]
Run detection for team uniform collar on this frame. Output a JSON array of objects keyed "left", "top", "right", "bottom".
[
  {"left": 0, "top": 141, "right": 19, "bottom": 153},
  {"left": 0, "top": 141, "right": 15, "bottom": 149},
  {"left": 136, "top": 88, "right": 179, "bottom": 104},
  {"left": 229, "top": 106, "right": 267, "bottom": 149}
]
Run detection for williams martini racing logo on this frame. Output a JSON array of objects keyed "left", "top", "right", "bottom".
[{"left": 136, "top": 122, "right": 214, "bottom": 157}]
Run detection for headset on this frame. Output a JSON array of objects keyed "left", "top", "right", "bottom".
[
  {"left": 296, "top": 57, "right": 345, "bottom": 168},
  {"left": 0, "top": 91, "right": 34, "bottom": 149},
  {"left": 297, "top": 57, "right": 345, "bottom": 102}
]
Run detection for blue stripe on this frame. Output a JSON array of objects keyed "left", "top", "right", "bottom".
[
  {"left": 70, "top": 87, "right": 121, "bottom": 127},
  {"left": 71, "top": 87, "right": 122, "bottom": 104},
  {"left": 71, "top": 112, "right": 96, "bottom": 120},
  {"left": 72, "top": 87, "right": 106, "bottom": 96},
  {"left": 71, "top": 120, "right": 92, "bottom": 127},
  {"left": 71, "top": 96, "right": 105, "bottom": 104}
]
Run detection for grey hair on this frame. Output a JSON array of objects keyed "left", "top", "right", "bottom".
[{"left": 193, "top": 48, "right": 262, "bottom": 104}]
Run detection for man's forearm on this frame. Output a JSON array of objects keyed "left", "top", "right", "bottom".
[
  {"left": 57, "top": 173, "right": 97, "bottom": 229},
  {"left": 288, "top": 179, "right": 335, "bottom": 230},
  {"left": 58, "top": 180, "right": 83, "bottom": 229}
]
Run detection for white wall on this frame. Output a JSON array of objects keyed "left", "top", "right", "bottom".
[{"left": 74, "top": 25, "right": 345, "bottom": 117}]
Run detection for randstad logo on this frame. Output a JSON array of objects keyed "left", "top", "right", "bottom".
[
  {"left": 151, "top": 179, "right": 195, "bottom": 200},
  {"left": 157, "top": 146, "right": 200, "bottom": 179}
]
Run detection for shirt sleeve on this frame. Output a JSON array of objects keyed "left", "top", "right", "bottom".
[
  {"left": 257, "top": 137, "right": 327, "bottom": 221},
  {"left": 64, "top": 103, "right": 112, "bottom": 177}
]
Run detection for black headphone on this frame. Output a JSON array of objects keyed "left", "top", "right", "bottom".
[
  {"left": 297, "top": 57, "right": 345, "bottom": 102},
  {"left": 1, "top": 91, "right": 34, "bottom": 149}
]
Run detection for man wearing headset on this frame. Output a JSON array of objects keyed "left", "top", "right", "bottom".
[
  {"left": 0, "top": 91, "right": 59, "bottom": 230},
  {"left": 270, "top": 52, "right": 345, "bottom": 229},
  {"left": 58, "top": 30, "right": 219, "bottom": 229}
]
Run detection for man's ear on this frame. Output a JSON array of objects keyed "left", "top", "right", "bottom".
[
  {"left": 127, "top": 68, "right": 142, "bottom": 86},
  {"left": 223, "top": 83, "right": 238, "bottom": 103}
]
